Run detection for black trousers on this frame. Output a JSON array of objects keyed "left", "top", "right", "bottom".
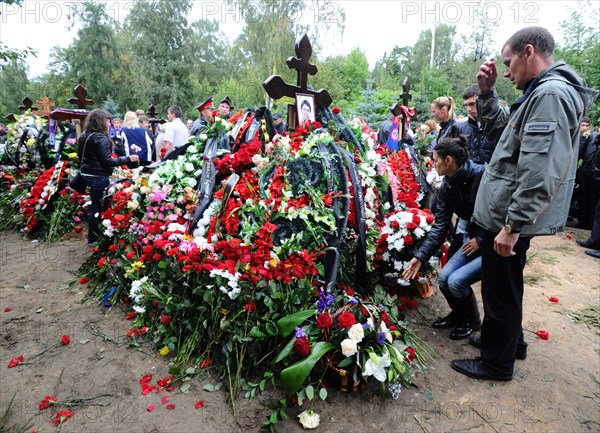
[{"left": 480, "top": 229, "right": 531, "bottom": 375}]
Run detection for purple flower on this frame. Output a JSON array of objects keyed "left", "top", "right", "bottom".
[
  {"left": 316, "top": 291, "right": 335, "bottom": 312},
  {"left": 295, "top": 327, "right": 306, "bottom": 339},
  {"left": 377, "top": 332, "right": 386, "bottom": 345}
]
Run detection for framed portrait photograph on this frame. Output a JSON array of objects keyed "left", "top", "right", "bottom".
[{"left": 296, "top": 93, "right": 315, "bottom": 125}]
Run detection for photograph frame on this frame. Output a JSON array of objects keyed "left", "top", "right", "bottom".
[{"left": 295, "top": 93, "right": 316, "bottom": 125}]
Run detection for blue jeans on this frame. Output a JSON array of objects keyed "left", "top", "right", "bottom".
[
  {"left": 439, "top": 235, "right": 482, "bottom": 299},
  {"left": 83, "top": 175, "right": 109, "bottom": 244}
]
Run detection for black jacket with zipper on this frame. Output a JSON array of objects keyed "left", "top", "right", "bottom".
[{"left": 78, "top": 131, "right": 130, "bottom": 177}]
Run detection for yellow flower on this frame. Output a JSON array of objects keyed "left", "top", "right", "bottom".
[
  {"left": 67, "top": 152, "right": 78, "bottom": 159},
  {"left": 159, "top": 346, "right": 170, "bottom": 356},
  {"left": 27, "top": 138, "right": 36, "bottom": 146},
  {"left": 268, "top": 257, "right": 279, "bottom": 268},
  {"left": 124, "top": 261, "right": 145, "bottom": 279}
]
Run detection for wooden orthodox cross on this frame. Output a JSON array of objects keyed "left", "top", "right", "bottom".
[
  {"left": 67, "top": 84, "right": 94, "bottom": 137},
  {"left": 5, "top": 97, "right": 38, "bottom": 122},
  {"left": 36, "top": 96, "right": 56, "bottom": 117},
  {"left": 263, "top": 33, "right": 332, "bottom": 129},
  {"left": 146, "top": 104, "right": 163, "bottom": 136},
  {"left": 390, "top": 77, "right": 412, "bottom": 140}
]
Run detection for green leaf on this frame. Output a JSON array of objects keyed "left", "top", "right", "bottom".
[
  {"left": 250, "top": 326, "right": 267, "bottom": 338},
  {"left": 276, "top": 309, "right": 315, "bottom": 337},
  {"left": 423, "top": 390, "right": 434, "bottom": 400},
  {"left": 169, "top": 367, "right": 181, "bottom": 375},
  {"left": 319, "top": 387, "right": 328, "bottom": 401},
  {"left": 180, "top": 381, "right": 191, "bottom": 393},
  {"left": 214, "top": 382, "right": 222, "bottom": 391},
  {"left": 158, "top": 261, "right": 167, "bottom": 269},
  {"left": 280, "top": 341, "right": 335, "bottom": 397},
  {"left": 335, "top": 356, "right": 353, "bottom": 368},
  {"left": 305, "top": 385, "right": 314, "bottom": 400},
  {"left": 274, "top": 337, "right": 295, "bottom": 363},
  {"left": 203, "top": 384, "right": 214, "bottom": 392},
  {"left": 185, "top": 367, "right": 197, "bottom": 375}
]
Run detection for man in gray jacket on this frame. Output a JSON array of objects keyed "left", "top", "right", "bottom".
[{"left": 452, "top": 27, "right": 598, "bottom": 381}]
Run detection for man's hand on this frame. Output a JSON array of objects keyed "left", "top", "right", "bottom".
[
  {"left": 462, "top": 238, "right": 480, "bottom": 256},
  {"left": 494, "top": 231, "right": 520, "bottom": 257},
  {"left": 402, "top": 257, "right": 423, "bottom": 280},
  {"left": 129, "top": 154, "right": 140, "bottom": 163},
  {"left": 477, "top": 57, "right": 498, "bottom": 93}
]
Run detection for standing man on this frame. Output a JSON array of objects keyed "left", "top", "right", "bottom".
[
  {"left": 574, "top": 117, "right": 599, "bottom": 229},
  {"left": 459, "top": 84, "right": 497, "bottom": 165},
  {"left": 218, "top": 96, "right": 233, "bottom": 119},
  {"left": 163, "top": 106, "right": 189, "bottom": 155},
  {"left": 190, "top": 97, "right": 214, "bottom": 137},
  {"left": 272, "top": 112, "right": 287, "bottom": 135},
  {"left": 452, "top": 27, "right": 598, "bottom": 381}
]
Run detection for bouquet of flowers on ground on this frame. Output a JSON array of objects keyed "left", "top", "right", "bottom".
[{"left": 272, "top": 285, "right": 433, "bottom": 429}]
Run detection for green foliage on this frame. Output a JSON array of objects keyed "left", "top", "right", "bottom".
[
  {"left": 0, "top": 59, "right": 29, "bottom": 115},
  {"left": 102, "top": 97, "right": 121, "bottom": 118}
]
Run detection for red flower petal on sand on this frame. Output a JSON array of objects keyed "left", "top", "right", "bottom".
[
  {"left": 126, "top": 312, "right": 136, "bottom": 320},
  {"left": 166, "top": 404, "right": 175, "bottom": 410},
  {"left": 549, "top": 296, "right": 559, "bottom": 303},
  {"left": 3, "top": 308, "right": 11, "bottom": 312},
  {"left": 195, "top": 400, "right": 204, "bottom": 409},
  {"left": 141, "top": 389, "right": 150, "bottom": 395},
  {"left": 166, "top": 386, "right": 174, "bottom": 392},
  {"left": 566, "top": 234, "right": 572, "bottom": 239},
  {"left": 535, "top": 330, "right": 549, "bottom": 340},
  {"left": 79, "top": 277, "right": 89, "bottom": 285},
  {"left": 147, "top": 405, "right": 155, "bottom": 412},
  {"left": 8, "top": 355, "right": 24, "bottom": 368},
  {"left": 161, "top": 396, "right": 170, "bottom": 404},
  {"left": 61, "top": 335, "right": 70, "bottom": 346}
]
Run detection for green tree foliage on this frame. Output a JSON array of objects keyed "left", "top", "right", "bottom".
[
  {"left": 124, "top": 0, "right": 196, "bottom": 114},
  {"left": 0, "top": 59, "right": 29, "bottom": 115},
  {"left": 55, "top": 1, "right": 122, "bottom": 108}
]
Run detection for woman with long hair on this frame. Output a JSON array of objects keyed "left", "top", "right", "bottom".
[
  {"left": 402, "top": 135, "right": 484, "bottom": 340},
  {"left": 431, "top": 96, "right": 461, "bottom": 141},
  {"left": 78, "top": 109, "right": 139, "bottom": 244}
]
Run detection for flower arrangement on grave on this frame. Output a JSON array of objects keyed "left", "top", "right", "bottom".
[{"left": 1, "top": 110, "right": 47, "bottom": 167}]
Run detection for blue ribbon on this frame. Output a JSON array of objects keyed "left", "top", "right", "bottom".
[{"left": 102, "top": 286, "right": 117, "bottom": 307}]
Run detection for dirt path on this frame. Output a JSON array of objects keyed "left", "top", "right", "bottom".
[{"left": 1, "top": 228, "right": 598, "bottom": 432}]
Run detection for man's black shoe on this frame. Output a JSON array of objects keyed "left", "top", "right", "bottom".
[
  {"left": 585, "top": 249, "right": 600, "bottom": 259},
  {"left": 451, "top": 358, "right": 513, "bottom": 381},
  {"left": 432, "top": 312, "right": 459, "bottom": 329},
  {"left": 576, "top": 239, "right": 600, "bottom": 249},
  {"left": 469, "top": 334, "right": 527, "bottom": 360}
]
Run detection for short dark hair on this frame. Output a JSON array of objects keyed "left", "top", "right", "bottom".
[
  {"left": 168, "top": 105, "right": 183, "bottom": 119},
  {"left": 462, "top": 84, "right": 480, "bottom": 100},
  {"left": 504, "top": 26, "right": 555, "bottom": 58},
  {"left": 84, "top": 108, "right": 111, "bottom": 133},
  {"left": 581, "top": 117, "right": 591, "bottom": 124},
  {"left": 434, "top": 135, "right": 469, "bottom": 166}
]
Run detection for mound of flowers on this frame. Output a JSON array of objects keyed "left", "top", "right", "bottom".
[
  {"left": 78, "top": 108, "right": 438, "bottom": 427},
  {"left": 1, "top": 109, "right": 47, "bottom": 168}
]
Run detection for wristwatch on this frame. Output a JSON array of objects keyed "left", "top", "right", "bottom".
[{"left": 504, "top": 224, "right": 519, "bottom": 234}]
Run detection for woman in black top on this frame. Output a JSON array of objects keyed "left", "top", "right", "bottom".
[{"left": 78, "top": 109, "right": 139, "bottom": 244}]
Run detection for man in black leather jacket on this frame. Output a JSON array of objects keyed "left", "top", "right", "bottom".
[{"left": 458, "top": 85, "right": 497, "bottom": 165}]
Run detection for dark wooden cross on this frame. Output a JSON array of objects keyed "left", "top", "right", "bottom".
[
  {"left": 36, "top": 96, "right": 55, "bottom": 116},
  {"left": 68, "top": 84, "right": 95, "bottom": 109},
  {"left": 147, "top": 104, "right": 163, "bottom": 135},
  {"left": 18, "top": 97, "right": 39, "bottom": 112},
  {"left": 390, "top": 77, "right": 412, "bottom": 140},
  {"left": 263, "top": 33, "right": 332, "bottom": 129},
  {"left": 67, "top": 84, "right": 94, "bottom": 136}
]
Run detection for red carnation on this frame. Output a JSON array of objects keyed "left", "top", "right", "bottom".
[
  {"left": 405, "top": 347, "right": 416, "bottom": 361},
  {"left": 126, "top": 312, "right": 136, "bottom": 320},
  {"left": 200, "top": 358, "right": 212, "bottom": 369},
  {"left": 74, "top": 225, "right": 83, "bottom": 233},
  {"left": 535, "top": 330, "right": 549, "bottom": 340},
  {"left": 244, "top": 301, "right": 257, "bottom": 313},
  {"left": 316, "top": 313, "right": 333, "bottom": 329},
  {"left": 51, "top": 409, "right": 73, "bottom": 426},
  {"left": 332, "top": 106, "right": 341, "bottom": 115},
  {"left": 79, "top": 277, "right": 89, "bottom": 285},
  {"left": 294, "top": 337, "right": 311, "bottom": 358},
  {"left": 548, "top": 296, "right": 559, "bottom": 303},
  {"left": 404, "top": 235, "right": 414, "bottom": 245},
  {"left": 160, "top": 315, "right": 170, "bottom": 326},
  {"left": 337, "top": 312, "right": 357, "bottom": 329},
  {"left": 195, "top": 400, "right": 204, "bottom": 409},
  {"left": 61, "top": 335, "right": 70, "bottom": 346},
  {"left": 39, "top": 395, "right": 57, "bottom": 410},
  {"left": 8, "top": 355, "right": 24, "bottom": 368}
]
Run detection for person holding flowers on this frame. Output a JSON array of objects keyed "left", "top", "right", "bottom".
[
  {"left": 78, "top": 109, "right": 138, "bottom": 244},
  {"left": 402, "top": 135, "right": 484, "bottom": 340}
]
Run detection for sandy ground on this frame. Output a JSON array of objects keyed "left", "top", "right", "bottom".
[{"left": 1, "top": 227, "right": 599, "bottom": 433}]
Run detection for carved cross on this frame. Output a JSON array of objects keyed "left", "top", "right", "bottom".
[
  {"left": 36, "top": 96, "right": 55, "bottom": 116},
  {"left": 18, "top": 97, "right": 39, "bottom": 112},
  {"left": 263, "top": 33, "right": 332, "bottom": 128},
  {"left": 390, "top": 77, "right": 412, "bottom": 140},
  {"left": 68, "top": 84, "right": 95, "bottom": 109}
]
